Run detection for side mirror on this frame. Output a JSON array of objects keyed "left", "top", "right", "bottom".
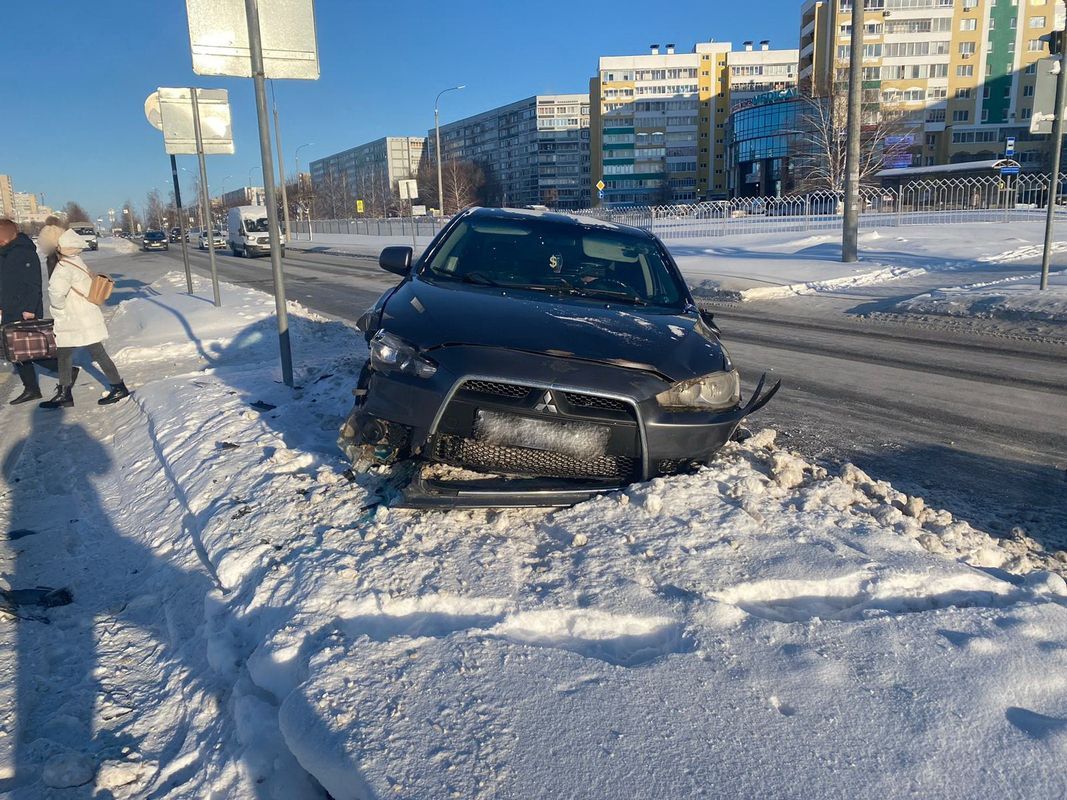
[
  {"left": 379, "top": 246, "right": 413, "bottom": 276},
  {"left": 699, "top": 309, "right": 721, "bottom": 335}
]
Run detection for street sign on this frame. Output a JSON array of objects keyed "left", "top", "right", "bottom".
[
  {"left": 186, "top": 0, "right": 319, "bottom": 79},
  {"left": 398, "top": 179, "right": 418, "bottom": 200},
  {"left": 1005, "top": 136, "right": 1016, "bottom": 157},
  {"left": 156, "top": 88, "right": 234, "bottom": 155},
  {"left": 144, "top": 93, "right": 164, "bottom": 131},
  {"left": 1030, "top": 57, "right": 1064, "bottom": 134},
  {"left": 355, "top": 199, "right": 364, "bottom": 214},
  {"left": 598, "top": 190, "right": 605, "bottom": 199},
  {"left": 412, "top": 204, "right": 427, "bottom": 216},
  {"left": 595, "top": 179, "right": 606, "bottom": 191},
  {"left": 1000, "top": 165, "right": 1021, "bottom": 175}
]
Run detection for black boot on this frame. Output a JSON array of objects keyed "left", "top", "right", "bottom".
[
  {"left": 98, "top": 382, "right": 130, "bottom": 406},
  {"left": 39, "top": 385, "right": 74, "bottom": 410},
  {"left": 9, "top": 386, "right": 42, "bottom": 405}
]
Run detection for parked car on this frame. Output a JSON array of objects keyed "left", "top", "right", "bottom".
[
  {"left": 339, "top": 207, "right": 779, "bottom": 508},
  {"left": 227, "top": 205, "right": 286, "bottom": 258},
  {"left": 71, "top": 224, "right": 99, "bottom": 251},
  {"left": 186, "top": 227, "right": 202, "bottom": 243},
  {"left": 197, "top": 229, "right": 227, "bottom": 250},
  {"left": 142, "top": 230, "right": 169, "bottom": 251},
  {"left": 169, "top": 227, "right": 183, "bottom": 243}
]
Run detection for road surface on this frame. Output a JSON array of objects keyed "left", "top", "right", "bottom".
[{"left": 137, "top": 244, "right": 1067, "bottom": 551}]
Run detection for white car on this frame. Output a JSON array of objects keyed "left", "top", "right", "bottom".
[
  {"left": 197, "top": 229, "right": 227, "bottom": 250},
  {"left": 70, "top": 224, "right": 99, "bottom": 251}
]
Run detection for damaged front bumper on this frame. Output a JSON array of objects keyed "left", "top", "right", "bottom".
[{"left": 340, "top": 346, "right": 779, "bottom": 509}]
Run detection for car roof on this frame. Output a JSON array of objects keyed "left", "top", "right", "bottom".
[{"left": 460, "top": 206, "right": 654, "bottom": 240}]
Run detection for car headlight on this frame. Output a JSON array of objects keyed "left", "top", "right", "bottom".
[
  {"left": 369, "top": 331, "right": 437, "bottom": 378},
  {"left": 655, "top": 369, "right": 740, "bottom": 410}
]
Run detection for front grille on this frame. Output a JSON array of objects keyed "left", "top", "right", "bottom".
[
  {"left": 563, "top": 392, "right": 629, "bottom": 412},
  {"left": 461, "top": 380, "right": 532, "bottom": 399},
  {"left": 432, "top": 434, "right": 637, "bottom": 481}
]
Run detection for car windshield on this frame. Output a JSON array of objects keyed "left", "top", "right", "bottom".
[
  {"left": 244, "top": 218, "right": 269, "bottom": 233},
  {"left": 145, "top": 231, "right": 165, "bottom": 240},
  {"left": 420, "top": 216, "right": 687, "bottom": 308},
  {"left": 73, "top": 227, "right": 95, "bottom": 236}
]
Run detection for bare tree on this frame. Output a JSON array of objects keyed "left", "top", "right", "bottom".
[
  {"left": 791, "top": 94, "right": 908, "bottom": 194},
  {"left": 62, "top": 201, "right": 90, "bottom": 223},
  {"left": 121, "top": 198, "right": 140, "bottom": 235},
  {"left": 442, "top": 159, "right": 486, "bottom": 214},
  {"left": 144, "top": 189, "right": 166, "bottom": 230}
]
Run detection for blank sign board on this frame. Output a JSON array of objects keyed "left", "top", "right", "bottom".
[
  {"left": 1030, "top": 57, "right": 1064, "bottom": 135},
  {"left": 186, "top": 0, "right": 319, "bottom": 80},
  {"left": 158, "top": 88, "right": 235, "bottom": 155}
]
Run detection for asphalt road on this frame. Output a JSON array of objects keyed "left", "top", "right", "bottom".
[{"left": 157, "top": 243, "right": 1067, "bottom": 551}]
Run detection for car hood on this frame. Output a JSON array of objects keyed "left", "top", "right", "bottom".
[{"left": 381, "top": 279, "right": 727, "bottom": 383}]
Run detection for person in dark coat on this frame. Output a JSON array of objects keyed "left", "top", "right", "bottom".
[{"left": 0, "top": 218, "right": 51, "bottom": 404}]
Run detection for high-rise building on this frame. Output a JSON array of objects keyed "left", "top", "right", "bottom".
[
  {"left": 798, "top": 0, "right": 1056, "bottom": 172},
  {"left": 433, "top": 94, "right": 591, "bottom": 209},
  {"left": 309, "top": 137, "right": 424, "bottom": 216},
  {"left": 0, "top": 175, "right": 14, "bottom": 218},
  {"left": 219, "top": 186, "right": 267, "bottom": 207},
  {"left": 12, "top": 192, "right": 38, "bottom": 223},
  {"left": 590, "top": 41, "right": 798, "bottom": 205}
]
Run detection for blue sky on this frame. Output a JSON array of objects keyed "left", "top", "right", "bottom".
[{"left": 2, "top": 0, "right": 800, "bottom": 221}]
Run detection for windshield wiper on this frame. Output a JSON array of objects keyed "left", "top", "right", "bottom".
[{"left": 460, "top": 271, "right": 505, "bottom": 287}]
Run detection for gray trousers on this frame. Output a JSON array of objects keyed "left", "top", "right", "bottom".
[{"left": 58, "top": 343, "right": 122, "bottom": 387}]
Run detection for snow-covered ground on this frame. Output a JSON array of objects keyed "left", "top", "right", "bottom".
[
  {"left": 895, "top": 270, "right": 1067, "bottom": 323},
  {"left": 671, "top": 222, "right": 1067, "bottom": 301},
  {"left": 1, "top": 271, "right": 1065, "bottom": 798}
]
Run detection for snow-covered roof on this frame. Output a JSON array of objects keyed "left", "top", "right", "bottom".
[{"left": 876, "top": 160, "right": 1002, "bottom": 178}]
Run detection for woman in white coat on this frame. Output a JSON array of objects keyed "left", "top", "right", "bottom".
[{"left": 39, "top": 229, "right": 128, "bottom": 409}]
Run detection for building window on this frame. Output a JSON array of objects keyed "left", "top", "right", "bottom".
[
  {"left": 1028, "top": 39, "right": 1046, "bottom": 51},
  {"left": 1026, "top": 62, "right": 1038, "bottom": 74},
  {"left": 960, "top": 18, "right": 977, "bottom": 31},
  {"left": 1024, "top": 84, "right": 1035, "bottom": 96},
  {"left": 1021, "top": 107, "right": 1032, "bottom": 118},
  {"left": 952, "top": 109, "right": 970, "bottom": 122},
  {"left": 1030, "top": 15, "right": 1046, "bottom": 26},
  {"left": 957, "top": 65, "right": 974, "bottom": 77},
  {"left": 981, "top": 109, "right": 989, "bottom": 122},
  {"left": 959, "top": 41, "right": 977, "bottom": 55},
  {"left": 956, "top": 87, "right": 973, "bottom": 98}
]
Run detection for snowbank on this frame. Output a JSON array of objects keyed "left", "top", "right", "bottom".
[
  {"left": 673, "top": 222, "right": 1063, "bottom": 301},
  {"left": 896, "top": 270, "right": 1067, "bottom": 323},
  {"left": 2, "top": 271, "right": 1065, "bottom": 798}
]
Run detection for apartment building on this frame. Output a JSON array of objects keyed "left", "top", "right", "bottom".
[
  {"left": 0, "top": 175, "right": 13, "bottom": 218},
  {"left": 219, "top": 186, "right": 267, "bottom": 207},
  {"left": 798, "top": 0, "right": 1056, "bottom": 171},
  {"left": 433, "top": 94, "right": 591, "bottom": 209},
  {"left": 309, "top": 137, "right": 424, "bottom": 215},
  {"left": 590, "top": 41, "right": 798, "bottom": 205}
]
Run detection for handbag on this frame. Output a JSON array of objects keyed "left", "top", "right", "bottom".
[
  {"left": 2, "top": 319, "right": 57, "bottom": 363},
  {"left": 64, "top": 258, "right": 115, "bottom": 305}
]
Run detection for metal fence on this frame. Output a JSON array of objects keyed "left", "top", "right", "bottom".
[
  {"left": 291, "top": 216, "right": 447, "bottom": 239},
  {"left": 295, "top": 174, "right": 1067, "bottom": 241},
  {"left": 578, "top": 173, "right": 1067, "bottom": 240}
]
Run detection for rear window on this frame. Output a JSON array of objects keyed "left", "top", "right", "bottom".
[
  {"left": 421, "top": 216, "right": 687, "bottom": 308},
  {"left": 73, "top": 227, "right": 95, "bottom": 236},
  {"left": 145, "top": 232, "right": 166, "bottom": 240}
]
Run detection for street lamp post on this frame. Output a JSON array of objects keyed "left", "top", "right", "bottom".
[
  {"left": 295, "top": 143, "right": 314, "bottom": 239},
  {"left": 434, "top": 85, "right": 465, "bottom": 216}
]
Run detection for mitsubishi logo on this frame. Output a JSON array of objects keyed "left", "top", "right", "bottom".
[{"left": 534, "top": 390, "right": 559, "bottom": 414}]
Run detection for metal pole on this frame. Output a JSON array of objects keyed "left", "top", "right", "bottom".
[
  {"left": 1041, "top": 49, "right": 1067, "bottom": 290},
  {"left": 842, "top": 0, "right": 864, "bottom": 263},
  {"left": 435, "top": 104, "right": 444, "bottom": 216},
  {"left": 244, "top": 0, "right": 294, "bottom": 387},
  {"left": 190, "top": 88, "right": 221, "bottom": 306},
  {"left": 271, "top": 83, "right": 292, "bottom": 251},
  {"left": 169, "top": 155, "right": 193, "bottom": 294}
]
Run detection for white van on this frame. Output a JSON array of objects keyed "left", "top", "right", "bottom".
[
  {"left": 227, "top": 206, "right": 286, "bottom": 258},
  {"left": 70, "top": 223, "right": 99, "bottom": 251}
]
